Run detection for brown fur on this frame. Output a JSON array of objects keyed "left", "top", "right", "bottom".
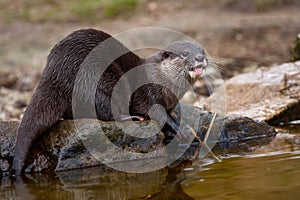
[{"left": 12, "top": 29, "right": 207, "bottom": 174}]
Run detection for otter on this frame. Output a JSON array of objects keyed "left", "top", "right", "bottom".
[{"left": 12, "top": 29, "right": 208, "bottom": 175}]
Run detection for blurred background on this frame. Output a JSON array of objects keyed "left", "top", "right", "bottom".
[
  {"left": 0, "top": 2, "right": 300, "bottom": 199},
  {"left": 0, "top": 0, "right": 300, "bottom": 120}
]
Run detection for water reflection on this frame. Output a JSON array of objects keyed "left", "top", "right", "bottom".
[
  {"left": 1, "top": 124, "right": 299, "bottom": 200},
  {"left": 182, "top": 153, "right": 300, "bottom": 200},
  {"left": 145, "top": 161, "right": 194, "bottom": 200},
  {"left": 0, "top": 163, "right": 194, "bottom": 200},
  {"left": 182, "top": 124, "right": 300, "bottom": 200}
]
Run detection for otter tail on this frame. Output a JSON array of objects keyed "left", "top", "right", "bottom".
[{"left": 12, "top": 87, "right": 66, "bottom": 175}]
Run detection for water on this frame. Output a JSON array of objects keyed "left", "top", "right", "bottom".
[
  {"left": 182, "top": 153, "right": 300, "bottom": 199},
  {"left": 1, "top": 124, "right": 299, "bottom": 200}
]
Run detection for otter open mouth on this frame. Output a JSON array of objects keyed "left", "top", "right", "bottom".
[
  {"left": 188, "top": 57, "right": 208, "bottom": 77},
  {"left": 189, "top": 66, "right": 203, "bottom": 77},
  {"left": 191, "top": 66, "right": 202, "bottom": 74}
]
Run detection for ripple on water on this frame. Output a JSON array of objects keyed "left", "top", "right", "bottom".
[{"left": 181, "top": 124, "right": 300, "bottom": 200}]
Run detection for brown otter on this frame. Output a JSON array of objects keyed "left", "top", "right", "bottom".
[{"left": 12, "top": 29, "right": 208, "bottom": 175}]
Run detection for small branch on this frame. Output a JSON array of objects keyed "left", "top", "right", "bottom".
[{"left": 203, "top": 112, "right": 222, "bottom": 162}]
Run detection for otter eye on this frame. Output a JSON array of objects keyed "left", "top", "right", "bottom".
[{"left": 181, "top": 51, "right": 189, "bottom": 58}]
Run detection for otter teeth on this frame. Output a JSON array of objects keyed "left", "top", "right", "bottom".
[
  {"left": 189, "top": 67, "right": 202, "bottom": 78},
  {"left": 193, "top": 68, "right": 202, "bottom": 75},
  {"left": 189, "top": 67, "right": 202, "bottom": 75}
]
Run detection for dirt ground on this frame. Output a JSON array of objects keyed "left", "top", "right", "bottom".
[{"left": 0, "top": 0, "right": 299, "bottom": 120}]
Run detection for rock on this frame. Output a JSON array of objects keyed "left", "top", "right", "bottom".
[
  {"left": 0, "top": 67, "right": 39, "bottom": 91},
  {"left": 0, "top": 87, "right": 31, "bottom": 120},
  {"left": 0, "top": 119, "right": 165, "bottom": 174},
  {"left": 15, "top": 73, "right": 40, "bottom": 92},
  {"left": 0, "top": 105, "right": 277, "bottom": 175},
  {"left": 214, "top": 116, "right": 276, "bottom": 153},
  {"left": 290, "top": 34, "right": 300, "bottom": 61},
  {"left": 27, "top": 119, "right": 166, "bottom": 173},
  {"left": 217, "top": 57, "right": 259, "bottom": 79},
  {"left": 171, "top": 104, "right": 276, "bottom": 160},
  {"left": 204, "top": 62, "right": 300, "bottom": 125},
  {"left": 0, "top": 69, "right": 18, "bottom": 88},
  {"left": 0, "top": 121, "right": 18, "bottom": 158}
]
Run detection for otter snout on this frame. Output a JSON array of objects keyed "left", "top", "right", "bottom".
[
  {"left": 189, "top": 54, "right": 208, "bottom": 76},
  {"left": 194, "top": 54, "right": 208, "bottom": 69}
]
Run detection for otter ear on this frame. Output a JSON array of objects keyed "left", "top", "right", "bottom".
[{"left": 161, "top": 51, "right": 171, "bottom": 61}]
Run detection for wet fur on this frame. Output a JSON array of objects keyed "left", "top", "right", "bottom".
[{"left": 12, "top": 29, "right": 206, "bottom": 174}]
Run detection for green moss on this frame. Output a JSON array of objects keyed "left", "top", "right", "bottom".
[
  {"left": 102, "top": 0, "right": 139, "bottom": 18},
  {"left": 0, "top": 0, "right": 139, "bottom": 23},
  {"left": 290, "top": 34, "right": 300, "bottom": 62},
  {"left": 254, "top": 0, "right": 292, "bottom": 11},
  {"left": 70, "top": 0, "right": 103, "bottom": 19}
]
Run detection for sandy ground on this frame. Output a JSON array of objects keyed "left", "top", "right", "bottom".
[{"left": 0, "top": 2, "right": 299, "bottom": 120}]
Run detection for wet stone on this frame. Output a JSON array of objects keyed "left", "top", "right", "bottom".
[
  {"left": 29, "top": 119, "right": 166, "bottom": 172},
  {"left": 204, "top": 61, "right": 300, "bottom": 125},
  {"left": 0, "top": 105, "right": 277, "bottom": 175},
  {"left": 0, "top": 120, "right": 18, "bottom": 158},
  {"left": 172, "top": 104, "right": 277, "bottom": 160},
  {"left": 0, "top": 69, "right": 18, "bottom": 89}
]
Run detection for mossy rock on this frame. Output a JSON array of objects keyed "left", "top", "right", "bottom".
[{"left": 290, "top": 34, "right": 300, "bottom": 61}]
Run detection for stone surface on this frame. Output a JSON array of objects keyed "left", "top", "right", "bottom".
[
  {"left": 29, "top": 119, "right": 166, "bottom": 173},
  {"left": 171, "top": 104, "right": 276, "bottom": 160},
  {"left": 0, "top": 120, "right": 18, "bottom": 158},
  {"left": 0, "top": 88, "right": 31, "bottom": 120},
  {"left": 0, "top": 105, "right": 277, "bottom": 175},
  {"left": 204, "top": 62, "right": 300, "bottom": 124},
  {"left": 0, "top": 69, "right": 18, "bottom": 89},
  {"left": 0, "top": 119, "right": 165, "bottom": 174}
]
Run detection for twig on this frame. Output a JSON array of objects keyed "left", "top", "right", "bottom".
[
  {"left": 186, "top": 124, "right": 201, "bottom": 142},
  {"left": 203, "top": 112, "right": 222, "bottom": 162}
]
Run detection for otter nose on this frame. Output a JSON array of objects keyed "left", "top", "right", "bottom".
[
  {"left": 194, "top": 54, "right": 208, "bottom": 68},
  {"left": 195, "top": 54, "right": 205, "bottom": 62}
]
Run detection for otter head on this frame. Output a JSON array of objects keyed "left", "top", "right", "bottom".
[{"left": 147, "top": 41, "right": 208, "bottom": 83}]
